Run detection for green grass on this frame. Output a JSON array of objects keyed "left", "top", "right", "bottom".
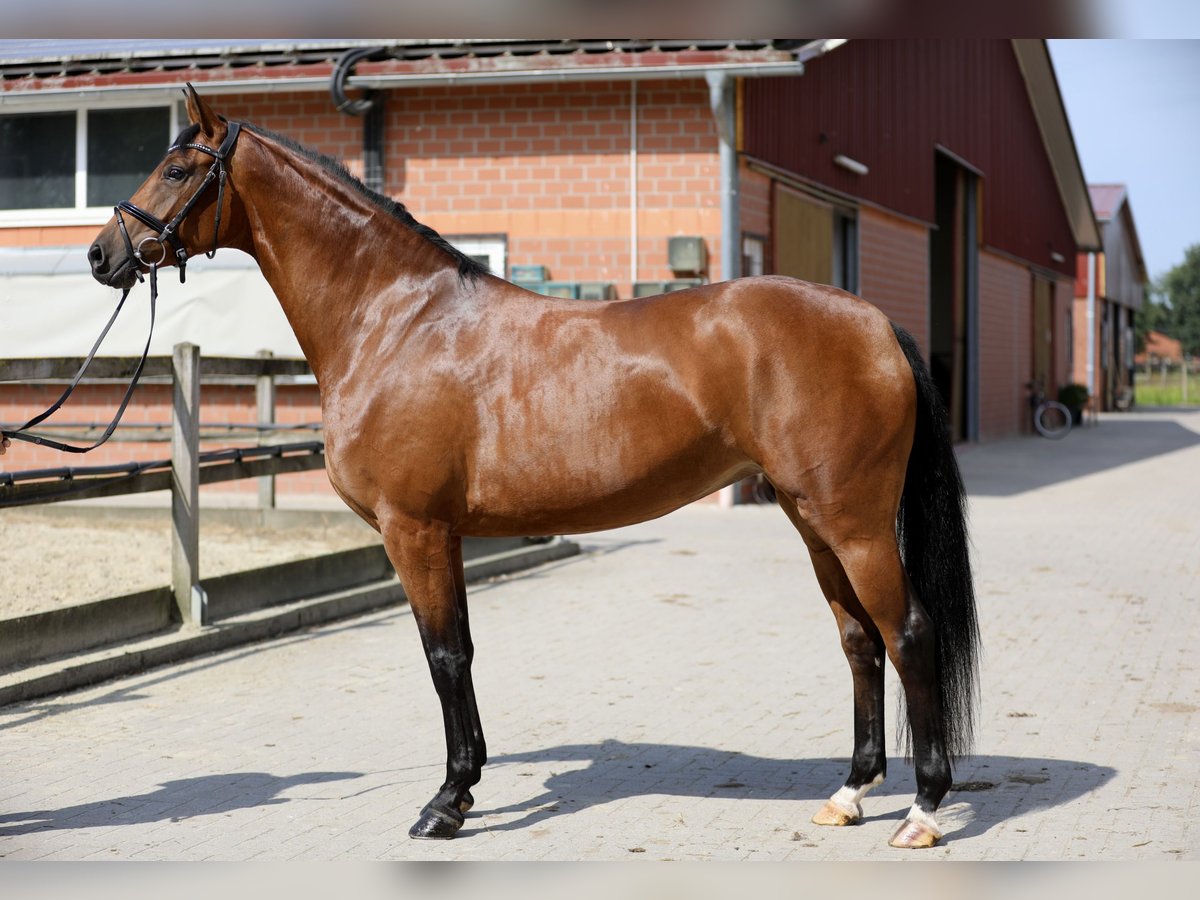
[{"left": 1135, "top": 371, "right": 1198, "bottom": 407}]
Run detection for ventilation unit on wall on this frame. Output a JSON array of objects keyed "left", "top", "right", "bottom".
[
  {"left": 522, "top": 282, "right": 616, "bottom": 300},
  {"left": 633, "top": 279, "right": 704, "bottom": 298},
  {"left": 668, "top": 236, "right": 708, "bottom": 276},
  {"left": 511, "top": 265, "right": 549, "bottom": 283},
  {"left": 577, "top": 282, "right": 616, "bottom": 301}
]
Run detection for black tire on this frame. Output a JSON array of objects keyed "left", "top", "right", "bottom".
[{"left": 1035, "top": 401, "right": 1072, "bottom": 438}]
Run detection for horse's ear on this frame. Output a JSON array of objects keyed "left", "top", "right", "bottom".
[{"left": 183, "top": 83, "right": 221, "bottom": 137}]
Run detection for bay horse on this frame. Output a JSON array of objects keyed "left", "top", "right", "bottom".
[{"left": 86, "top": 87, "right": 979, "bottom": 849}]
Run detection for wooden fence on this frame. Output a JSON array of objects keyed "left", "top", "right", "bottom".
[{"left": 0, "top": 345, "right": 326, "bottom": 626}]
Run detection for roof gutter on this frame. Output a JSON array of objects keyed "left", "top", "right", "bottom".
[{"left": 0, "top": 58, "right": 813, "bottom": 108}]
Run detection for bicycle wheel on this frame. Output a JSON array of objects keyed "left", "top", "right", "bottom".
[{"left": 1035, "top": 400, "right": 1072, "bottom": 439}]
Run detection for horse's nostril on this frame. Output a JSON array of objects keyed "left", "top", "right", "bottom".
[{"left": 88, "top": 242, "right": 108, "bottom": 273}]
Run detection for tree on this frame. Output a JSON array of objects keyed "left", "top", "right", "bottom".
[
  {"left": 1155, "top": 243, "right": 1200, "bottom": 358},
  {"left": 1136, "top": 288, "right": 1172, "bottom": 354}
]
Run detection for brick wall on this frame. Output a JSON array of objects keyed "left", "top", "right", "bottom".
[
  {"left": 215, "top": 82, "right": 725, "bottom": 292},
  {"left": 1, "top": 82, "right": 723, "bottom": 291},
  {"left": 858, "top": 206, "right": 930, "bottom": 354},
  {"left": 216, "top": 92, "right": 364, "bottom": 176},
  {"left": 0, "top": 225, "right": 101, "bottom": 248},
  {"left": 380, "top": 79, "right": 722, "bottom": 290}
]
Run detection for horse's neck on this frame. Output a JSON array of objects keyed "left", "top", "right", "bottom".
[{"left": 234, "top": 135, "right": 453, "bottom": 379}]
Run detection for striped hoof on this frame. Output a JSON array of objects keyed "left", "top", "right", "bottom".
[
  {"left": 811, "top": 799, "right": 862, "bottom": 827},
  {"left": 888, "top": 817, "right": 942, "bottom": 849}
]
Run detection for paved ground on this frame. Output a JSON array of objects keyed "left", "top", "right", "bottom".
[{"left": 1, "top": 410, "right": 1198, "bottom": 861}]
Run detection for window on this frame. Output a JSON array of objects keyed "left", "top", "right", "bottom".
[
  {"left": 86, "top": 107, "right": 171, "bottom": 207},
  {"left": 447, "top": 235, "right": 506, "bottom": 278},
  {"left": 742, "top": 234, "right": 765, "bottom": 277},
  {"left": 0, "top": 112, "right": 75, "bottom": 210},
  {"left": 0, "top": 102, "right": 176, "bottom": 221},
  {"left": 833, "top": 209, "right": 859, "bottom": 294}
]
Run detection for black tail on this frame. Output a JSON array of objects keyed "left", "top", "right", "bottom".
[{"left": 891, "top": 323, "right": 980, "bottom": 759}]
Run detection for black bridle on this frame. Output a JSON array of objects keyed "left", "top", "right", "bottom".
[
  {"left": 1, "top": 121, "right": 242, "bottom": 454},
  {"left": 115, "top": 120, "right": 241, "bottom": 283}
]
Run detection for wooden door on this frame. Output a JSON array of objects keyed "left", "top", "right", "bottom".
[{"left": 774, "top": 185, "right": 833, "bottom": 285}]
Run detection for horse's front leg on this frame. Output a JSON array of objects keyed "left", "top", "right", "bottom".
[{"left": 383, "top": 520, "right": 485, "bottom": 840}]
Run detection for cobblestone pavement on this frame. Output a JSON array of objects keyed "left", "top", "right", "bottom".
[{"left": 1, "top": 410, "right": 1197, "bottom": 861}]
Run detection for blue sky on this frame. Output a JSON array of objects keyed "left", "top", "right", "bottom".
[{"left": 1048, "top": 40, "right": 1200, "bottom": 282}]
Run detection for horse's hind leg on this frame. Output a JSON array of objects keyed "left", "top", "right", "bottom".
[
  {"left": 777, "top": 494, "right": 887, "bottom": 827},
  {"left": 825, "top": 530, "right": 951, "bottom": 848},
  {"left": 382, "top": 520, "right": 486, "bottom": 840}
]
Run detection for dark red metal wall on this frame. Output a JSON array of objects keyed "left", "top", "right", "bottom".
[{"left": 744, "top": 40, "right": 1078, "bottom": 279}]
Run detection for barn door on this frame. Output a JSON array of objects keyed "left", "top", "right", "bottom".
[{"left": 774, "top": 185, "right": 833, "bottom": 285}]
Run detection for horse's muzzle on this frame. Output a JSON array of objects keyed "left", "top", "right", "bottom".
[{"left": 87, "top": 239, "right": 139, "bottom": 290}]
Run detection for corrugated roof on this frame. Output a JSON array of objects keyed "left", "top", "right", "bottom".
[{"left": 0, "top": 39, "right": 804, "bottom": 88}]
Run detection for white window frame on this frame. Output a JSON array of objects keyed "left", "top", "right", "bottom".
[
  {"left": 742, "top": 234, "right": 765, "bottom": 277},
  {"left": 447, "top": 235, "right": 507, "bottom": 279},
  {"left": 0, "top": 97, "right": 180, "bottom": 227}
]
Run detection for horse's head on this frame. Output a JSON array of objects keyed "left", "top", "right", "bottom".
[{"left": 88, "top": 85, "right": 242, "bottom": 289}]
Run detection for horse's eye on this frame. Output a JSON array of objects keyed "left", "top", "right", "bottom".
[{"left": 164, "top": 165, "right": 187, "bottom": 182}]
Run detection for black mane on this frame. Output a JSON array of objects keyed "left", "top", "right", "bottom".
[{"left": 227, "top": 122, "right": 489, "bottom": 283}]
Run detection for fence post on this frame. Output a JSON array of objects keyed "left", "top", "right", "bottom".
[
  {"left": 172, "top": 342, "right": 206, "bottom": 626},
  {"left": 256, "top": 349, "right": 276, "bottom": 510}
]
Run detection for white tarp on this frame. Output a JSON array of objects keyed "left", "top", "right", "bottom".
[{"left": 0, "top": 248, "right": 304, "bottom": 360}]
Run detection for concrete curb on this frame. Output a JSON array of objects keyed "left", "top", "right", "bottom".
[{"left": 0, "top": 538, "right": 580, "bottom": 707}]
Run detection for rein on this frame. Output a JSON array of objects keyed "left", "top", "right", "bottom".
[
  {"left": 1, "top": 121, "right": 242, "bottom": 455},
  {"left": 1, "top": 279, "right": 155, "bottom": 453}
]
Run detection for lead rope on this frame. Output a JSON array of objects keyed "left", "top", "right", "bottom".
[{"left": 1, "top": 265, "right": 158, "bottom": 454}]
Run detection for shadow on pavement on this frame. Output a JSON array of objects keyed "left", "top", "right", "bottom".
[
  {"left": 959, "top": 413, "right": 1200, "bottom": 497},
  {"left": 0, "top": 771, "right": 363, "bottom": 837},
  {"left": 474, "top": 739, "right": 1116, "bottom": 845}
]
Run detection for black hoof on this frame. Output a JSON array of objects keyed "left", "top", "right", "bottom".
[
  {"left": 459, "top": 790, "right": 475, "bottom": 814},
  {"left": 408, "top": 804, "right": 465, "bottom": 840}
]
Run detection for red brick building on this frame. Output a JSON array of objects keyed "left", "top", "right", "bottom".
[
  {"left": 1136, "top": 331, "right": 1184, "bottom": 368},
  {"left": 0, "top": 39, "right": 1100, "bottom": 501}
]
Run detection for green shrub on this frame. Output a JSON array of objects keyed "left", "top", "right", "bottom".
[{"left": 1058, "top": 383, "right": 1090, "bottom": 409}]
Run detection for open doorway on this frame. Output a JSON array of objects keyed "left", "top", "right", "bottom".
[{"left": 929, "top": 151, "right": 979, "bottom": 442}]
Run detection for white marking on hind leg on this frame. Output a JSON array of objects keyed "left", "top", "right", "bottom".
[
  {"left": 829, "top": 772, "right": 884, "bottom": 817},
  {"left": 903, "top": 803, "right": 943, "bottom": 839}
]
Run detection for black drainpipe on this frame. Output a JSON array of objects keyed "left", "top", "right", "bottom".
[{"left": 330, "top": 47, "right": 389, "bottom": 194}]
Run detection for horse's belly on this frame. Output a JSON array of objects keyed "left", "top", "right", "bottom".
[{"left": 459, "top": 441, "right": 755, "bottom": 537}]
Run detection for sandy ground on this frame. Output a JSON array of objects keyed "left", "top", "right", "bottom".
[{"left": 0, "top": 505, "right": 380, "bottom": 619}]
